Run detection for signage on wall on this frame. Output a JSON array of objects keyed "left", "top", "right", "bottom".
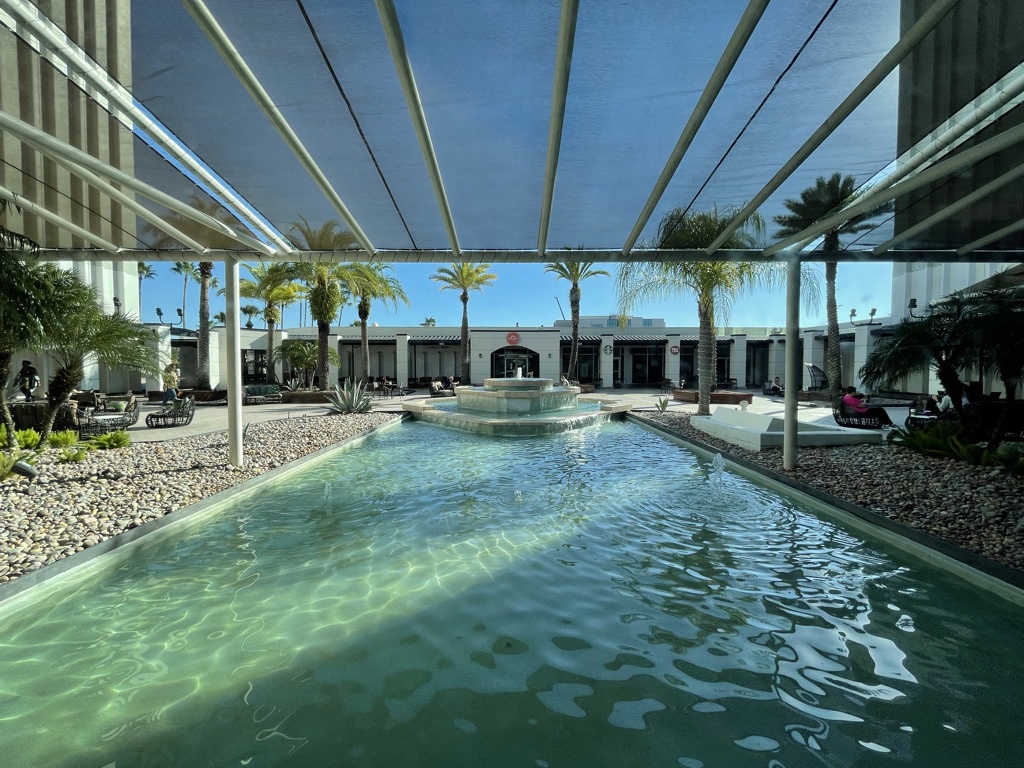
[
  {"left": 602, "top": 344, "right": 613, "bottom": 355},
  {"left": 507, "top": 331, "right": 520, "bottom": 345},
  {"left": 670, "top": 345, "right": 679, "bottom": 355}
]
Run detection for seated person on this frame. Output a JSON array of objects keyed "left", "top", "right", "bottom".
[
  {"left": 559, "top": 374, "right": 570, "bottom": 387},
  {"left": 842, "top": 386, "right": 894, "bottom": 427},
  {"left": 445, "top": 376, "right": 457, "bottom": 391},
  {"left": 770, "top": 376, "right": 783, "bottom": 396},
  {"left": 926, "top": 390, "right": 953, "bottom": 414}
]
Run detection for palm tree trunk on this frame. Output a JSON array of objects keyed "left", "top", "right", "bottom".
[
  {"left": 0, "top": 351, "right": 16, "bottom": 449},
  {"left": 266, "top": 318, "right": 277, "bottom": 383},
  {"left": 825, "top": 259, "right": 841, "bottom": 396},
  {"left": 196, "top": 262, "right": 212, "bottom": 390},
  {"left": 460, "top": 292, "right": 470, "bottom": 383},
  {"left": 359, "top": 299, "right": 370, "bottom": 383},
  {"left": 568, "top": 284, "right": 581, "bottom": 380},
  {"left": 988, "top": 374, "right": 1019, "bottom": 449},
  {"left": 39, "top": 363, "right": 82, "bottom": 442},
  {"left": 317, "top": 320, "right": 330, "bottom": 390},
  {"left": 697, "top": 300, "right": 715, "bottom": 416}
]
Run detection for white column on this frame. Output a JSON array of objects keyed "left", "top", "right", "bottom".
[
  {"left": 395, "top": 333, "right": 409, "bottom": 387},
  {"left": 800, "top": 329, "right": 826, "bottom": 390},
  {"left": 730, "top": 334, "right": 747, "bottom": 388},
  {"left": 225, "top": 258, "right": 243, "bottom": 468},
  {"left": 600, "top": 334, "right": 615, "bottom": 388}
]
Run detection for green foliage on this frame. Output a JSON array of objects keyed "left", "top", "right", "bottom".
[
  {"left": 58, "top": 446, "right": 91, "bottom": 463},
  {"left": 47, "top": 429, "right": 80, "bottom": 448},
  {"left": 0, "top": 449, "right": 37, "bottom": 481},
  {"left": 326, "top": 380, "right": 372, "bottom": 414},
  {"left": 656, "top": 397, "right": 670, "bottom": 412},
  {"left": 15, "top": 428, "right": 41, "bottom": 450},
  {"left": 86, "top": 430, "right": 131, "bottom": 450},
  {"left": 891, "top": 421, "right": 1024, "bottom": 473}
]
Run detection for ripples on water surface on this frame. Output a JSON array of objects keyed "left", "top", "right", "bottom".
[{"left": 0, "top": 421, "right": 1021, "bottom": 767}]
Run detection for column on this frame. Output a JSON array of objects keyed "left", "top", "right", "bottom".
[{"left": 730, "top": 334, "right": 747, "bottom": 388}]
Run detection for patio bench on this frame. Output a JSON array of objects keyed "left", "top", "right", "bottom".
[
  {"left": 243, "top": 384, "right": 283, "bottom": 405},
  {"left": 145, "top": 396, "right": 196, "bottom": 428}
]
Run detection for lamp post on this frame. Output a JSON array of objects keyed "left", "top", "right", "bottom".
[
  {"left": 176, "top": 308, "right": 184, "bottom": 327},
  {"left": 155, "top": 307, "right": 164, "bottom": 323},
  {"left": 908, "top": 298, "right": 924, "bottom": 319}
]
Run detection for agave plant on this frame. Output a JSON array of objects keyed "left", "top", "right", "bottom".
[{"left": 326, "top": 379, "right": 372, "bottom": 414}]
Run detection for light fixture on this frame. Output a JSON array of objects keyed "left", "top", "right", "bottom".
[
  {"left": 176, "top": 308, "right": 184, "bottom": 326},
  {"left": 11, "top": 460, "right": 38, "bottom": 482},
  {"left": 849, "top": 307, "right": 879, "bottom": 326},
  {"left": 478, "top": 353, "right": 483, "bottom": 358},
  {"left": 548, "top": 353, "right": 552, "bottom": 358},
  {"left": 155, "top": 307, "right": 164, "bottom": 323},
  {"left": 908, "top": 298, "right": 924, "bottom": 319},
  {"left": 113, "top": 296, "right": 121, "bottom": 314}
]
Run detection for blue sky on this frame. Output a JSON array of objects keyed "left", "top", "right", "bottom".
[{"left": 140, "top": 258, "right": 893, "bottom": 332}]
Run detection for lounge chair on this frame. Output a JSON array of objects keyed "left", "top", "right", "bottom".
[
  {"left": 429, "top": 381, "right": 456, "bottom": 398},
  {"left": 145, "top": 395, "right": 196, "bottom": 428},
  {"left": 831, "top": 396, "right": 890, "bottom": 429}
]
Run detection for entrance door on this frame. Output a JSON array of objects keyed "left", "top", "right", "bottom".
[{"left": 505, "top": 354, "right": 529, "bottom": 377}]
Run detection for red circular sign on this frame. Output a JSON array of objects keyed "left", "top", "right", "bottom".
[
  {"left": 507, "top": 331, "right": 520, "bottom": 345},
  {"left": 670, "top": 345, "right": 679, "bottom": 355}
]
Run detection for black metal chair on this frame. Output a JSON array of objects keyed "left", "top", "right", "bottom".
[
  {"left": 805, "top": 364, "right": 829, "bottom": 391},
  {"left": 145, "top": 396, "right": 196, "bottom": 428}
]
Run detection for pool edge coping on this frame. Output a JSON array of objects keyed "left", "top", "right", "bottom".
[
  {"left": 630, "top": 413, "right": 1024, "bottom": 607},
  {"left": 0, "top": 415, "right": 408, "bottom": 612}
]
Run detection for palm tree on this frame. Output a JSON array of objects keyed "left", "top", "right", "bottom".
[
  {"left": 431, "top": 263, "right": 497, "bottom": 383},
  {"left": 137, "top": 261, "right": 156, "bottom": 318},
  {"left": 241, "top": 304, "right": 260, "bottom": 329},
  {"left": 773, "top": 173, "right": 887, "bottom": 396},
  {"left": 859, "top": 295, "right": 978, "bottom": 423},
  {"left": 145, "top": 196, "right": 241, "bottom": 390},
  {"left": 421, "top": 317, "right": 437, "bottom": 327},
  {"left": 346, "top": 264, "right": 409, "bottom": 383},
  {"left": 546, "top": 257, "right": 609, "bottom": 381},
  {"left": 289, "top": 217, "right": 358, "bottom": 390},
  {"left": 37, "top": 282, "right": 160, "bottom": 441},
  {"left": 170, "top": 261, "right": 199, "bottom": 328},
  {"left": 213, "top": 311, "right": 227, "bottom": 325},
  {"left": 240, "top": 263, "right": 300, "bottom": 383},
  {"left": 0, "top": 256, "right": 80, "bottom": 448},
  {"left": 969, "top": 284, "right": 1024, "bottom": 446},
  {"left": 617, "top": 206, "right": 781, "bottom": 415}
]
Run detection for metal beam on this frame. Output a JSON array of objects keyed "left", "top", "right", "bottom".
[
  {"left": 35, "top": 247, "right": 1024, "bottom": 265},
  {"left": 182, "top": 0, "right": 376, "bottom": 256},
  {"left": 59, "top": 160, "right": 211, "bottom": 254},
  {"left": 873, "top": 164, "right": 1024, "bottom": 255},
  {"left": 957, "top": 218, "right": 1024, "bottom": 256},
  {"left": 537, "top": 0, "right": 579, "bottom": 257},
  {"left": 0, "top": 0, "right": 292, "bottom": 253},
  {"left": 622, "top": 0, "right": 770, "bottom": 255},
  {"left": 706, "top": 0, "right": 962, "bottom": 255},
  {"left": 0, "top": 109, "right": 275, "bottom": 255},
  {"left": 0, "top": 185, "right": 120, "bottom": 252},
  {"left": 376, "top": 0, "right": 461, "bottom": 256},
  {"left": 765, "top": 121, "right": 1024, "bottom": 256}
]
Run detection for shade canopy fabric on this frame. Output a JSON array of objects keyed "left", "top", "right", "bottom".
[{"left": 2, "top": 0, "right": 1023, "bottom": 265}]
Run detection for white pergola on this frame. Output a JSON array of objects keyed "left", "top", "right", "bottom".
[{"left": 3, "top": 0, "right": 1022, "bottom": 467}]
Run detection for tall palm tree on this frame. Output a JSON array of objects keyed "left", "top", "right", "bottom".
[
  {"left": 421, "top": 317, "right": 437, "bottom": 327},
  {"left": 546, "top": 257, "right": 609, "bottom": 381},
  {"left": 144, "top": 196, "right": 241, "bottom": 390},
  {"left": 431, "top": 263, "right": 497, "bottom": 383},
  {"left": 346, "top": 264, "right": 409, "bottom": 383},
  {"left": 240, "top": 263, "right": 300, "bottom": 383},
  {"left": 137, "top": 261, "right": 156, "bottom": 318},
  {"left": 170, "top": 261, "right": 199, "bottom": 329},
  {"left": 289, "top": 217, "right": 358, "bottom": 390},
  {"left": 617, "top": 206, "right": 782, "bottom": 416},
  {"left": 773, "top": 173, "right": 887, "bottom": 396}
]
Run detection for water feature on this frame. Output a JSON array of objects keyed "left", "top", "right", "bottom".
[
  {"left": 1, "top": 421, "right": 1022, "bottom": 767},
  {"left": 405, "top": 377, "right": 626, "bottom": 435}
]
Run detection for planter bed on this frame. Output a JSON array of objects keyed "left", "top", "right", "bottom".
[{"left": 671, "top": 389, "right": 750, "bottom": 405}]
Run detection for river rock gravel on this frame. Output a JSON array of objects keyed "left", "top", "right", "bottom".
[{"left": 1, "top": 410, "right": 1022, "bottom": 588}]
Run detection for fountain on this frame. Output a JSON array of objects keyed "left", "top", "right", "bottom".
[{"left": 404, "top": 377, "right": 630, "bottom": 435}]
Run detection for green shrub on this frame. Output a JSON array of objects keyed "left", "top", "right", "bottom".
[
  {"left": 58, "top": 446, "right": 91, "bottom": 463},
  {"left": 326, "top": 380, "right": 372, "bottom": 414},
  {"left": 0, "top": 450, "right": 38, "bottom": 481},
  {"left": 656, "top": 397, "right": 670, "bottom": 413},
  {"left": 47, "top": 430, "right": 80, "bottom": 448},
  {"left": 891, "top": 421, "right": 1017, "bottom": 470},
  {"left": 15, "top": 428, "right": 41, "bottom": 450},
  {"left": 86, "top": 430, "right": 131, "bottom": 450}
]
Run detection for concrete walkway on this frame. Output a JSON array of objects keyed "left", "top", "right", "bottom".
[{"left": 124, "top": 388, "right": 851, "bottom": 443}]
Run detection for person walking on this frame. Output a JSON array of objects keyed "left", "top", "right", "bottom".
[
  {"left": 162, "top": 363, "right": 180, "bottom": 405},
  {"left": 16, "top": 360, "right": 40, "bottom": 401}
]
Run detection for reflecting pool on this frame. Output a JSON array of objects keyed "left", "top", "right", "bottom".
[{"left": 0, "top": 421, "right": 1021, "bottom": 767}]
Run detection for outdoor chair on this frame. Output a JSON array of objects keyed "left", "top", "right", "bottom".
[
  {"left": 805, "top": 364, "right": 829, "bottom": 391},
  {"left": 429, "top": 381, "right": 456, "bottom": 398},
  {"left": 145, "top": 395, "right": 196, "bottom": 428},
  {"left": 831, "top": 397, "right": 889, "bottom": 429}
]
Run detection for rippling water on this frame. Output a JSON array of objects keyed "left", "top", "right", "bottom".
[{"left": 0, "top": 421, "right": 1021, "bottom": 767}]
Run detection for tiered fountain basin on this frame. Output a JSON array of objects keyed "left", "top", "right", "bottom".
[{"left": 404, "top": 378, "right": 630, "bottom": 436}]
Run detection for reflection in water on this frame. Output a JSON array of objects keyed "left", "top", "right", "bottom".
[{"left": 0, "top": 422, "right": 1021, "bottom": 767}]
